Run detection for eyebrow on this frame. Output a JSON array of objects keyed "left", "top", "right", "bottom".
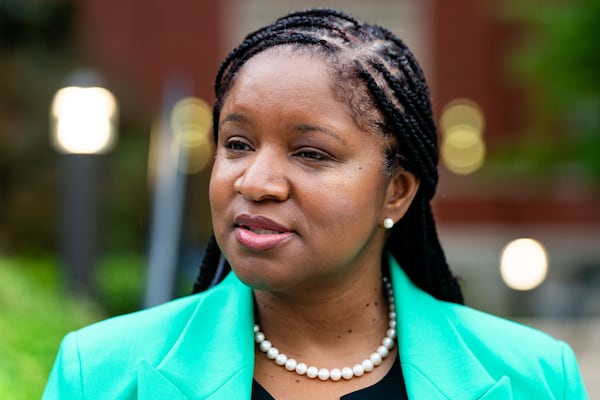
[
  {"left": 220, "top": 112, "right": 249, "bottom": 125},
  {"left": 220, "top": 114, "right": 346, "bottom": 144},
  {"left": 294, "top": 123, "right": 346, "bottom": 144}
]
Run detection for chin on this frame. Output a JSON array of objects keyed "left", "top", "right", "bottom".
[
  {"left": 230, "top": 264, "right": 275, "bottom": 290},
  {"left": 230, "top": 265, "right": 298, "bottom": 293}
]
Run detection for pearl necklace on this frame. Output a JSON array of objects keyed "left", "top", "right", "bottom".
[{"left": 254, "top": 277, "right": 397, "bottom": 382}]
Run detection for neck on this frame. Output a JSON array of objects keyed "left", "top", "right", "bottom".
[{"left": 252, "top": 273, "right": 391, "bottom": 366}]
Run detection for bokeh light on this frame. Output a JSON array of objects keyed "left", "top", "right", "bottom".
[
  {"left": 51, "top": 87, "right": 118, "bottom": 154},
  {"left": 170, "top": 97, "right": 213, "bottom": 174},
  {"left": 439, "top": 98, "right": 486, "bottom": 175},
  {"left": 500, "top": 238, "right": 548, "bottom": 290},
  {"left": 441, "top": 125, "right": 486, "bottom": 175},
  {"left": 440, "top": 98, "right": 485, "bottom": 133}
]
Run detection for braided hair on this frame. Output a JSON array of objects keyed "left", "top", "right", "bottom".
[{"left": 192, "top": 8, "right": 464, "bottom": 304}]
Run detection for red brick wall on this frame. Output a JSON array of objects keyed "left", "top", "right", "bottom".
[{"left": 75, "top": 0, "right": 222, "bottom": 112}]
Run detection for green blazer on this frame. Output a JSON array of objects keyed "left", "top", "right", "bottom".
[{"left": 43, "top": 256, "right": 588, "bottom": 399}]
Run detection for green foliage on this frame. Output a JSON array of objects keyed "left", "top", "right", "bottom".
[
  {"left": 0, "top": 257, "right": 105, "bottom": 399},
  {"left": 0, "top": 253, "right": 151, "bottom": 398},
  {"left": 511, "top": 0, "right": 600, "bottom": 107},
  {"left": 95, "top": 253, "right": 146, "bottom": 315},
  {"left": 102, "top": 131, "right": 151, "bottom": 254},
  {"left": 502, "top": 0, "right": 600, "bottom": 183}
]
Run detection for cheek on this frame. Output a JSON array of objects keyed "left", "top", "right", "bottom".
[
  {"left": 309, "top": 168, "right": 386, "bottom": 223},
  {"left": 208, "top": 182, "right": 220, "bottom": 213},
  {"left": 208, "top": 170, "right": 233, "bottom": 246},
  {"left": 208, "top": 160, "right": 233, "bottom": 213}
]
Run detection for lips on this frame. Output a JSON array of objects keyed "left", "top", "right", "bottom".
[{"left": 234, "top": 214, "right": 294, "bottom": 251}]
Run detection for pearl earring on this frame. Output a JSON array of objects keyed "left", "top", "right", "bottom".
[{"left": 383, "top": 217, "right": 394, "bottom": 229}]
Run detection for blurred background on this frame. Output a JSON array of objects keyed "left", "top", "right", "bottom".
[{"left": 1, "top": 0, "right": 598, "bottom": 397}]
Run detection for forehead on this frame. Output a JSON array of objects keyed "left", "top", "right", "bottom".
[
  {"left": 221, "top": 47, "right": 357, "bottom": 123},
  {"left": 230, "top": 47, "right": 332, "bottom": 97}
]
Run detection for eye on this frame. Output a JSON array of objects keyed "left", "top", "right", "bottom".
[
  {"left": 294, "top": 148, "right": 332, "bottom": 162},
  {"left": 224, "top": 138, "right": 253, "bottom": 152}
]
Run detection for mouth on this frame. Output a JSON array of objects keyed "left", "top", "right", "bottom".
[
  {"left": 234, "top": 214, "right": 290, "bottom": 233},
  {"left": 239, "top": 226, "right": 283, "bottom": 235},
  {"left": 233, "top": 214, "right": 294, "bottom": 251}
]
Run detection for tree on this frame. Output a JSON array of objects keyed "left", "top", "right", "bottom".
[{"left": 503, "top": 0, "right": 600, "bottom": 185}]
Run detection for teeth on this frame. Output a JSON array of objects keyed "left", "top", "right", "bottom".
[{"left": 246, "top": 227, "right": 280, "bottom": 234}]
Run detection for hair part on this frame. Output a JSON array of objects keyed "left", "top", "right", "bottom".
[{"left": 194, "top": 7, "right": 463, "bottom": 305}]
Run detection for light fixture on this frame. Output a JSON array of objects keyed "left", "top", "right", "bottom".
[
  {"left": 51, "top": 86, "right": 118, "bottom": 154},
  {"left": 500, "top": 238, "right": 548, "bottom": 290}
]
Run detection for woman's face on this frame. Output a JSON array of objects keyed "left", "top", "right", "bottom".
[{"left": 210, "top": 48, "right": 408, "bottom": 295}]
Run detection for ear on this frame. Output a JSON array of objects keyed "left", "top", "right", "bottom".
[{"left": 382, "top": 168, "right": 419, "bottom": 224}]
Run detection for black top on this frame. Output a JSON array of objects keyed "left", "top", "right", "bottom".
[{"left": 251, "top": 355, "right": 408, "bottom": 399}]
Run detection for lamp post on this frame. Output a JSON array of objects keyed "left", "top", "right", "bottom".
[{"left": 50, "top": 72, "right": 118, "bottom": 295}]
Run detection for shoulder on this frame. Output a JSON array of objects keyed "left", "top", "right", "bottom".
[
  {"left": 58, "top": 291, "right": 209, "bottom": 388},
  {"left": 390, "top": 255, "right": 576, "bottom": 379},
  {"left": 441, "top": 302, "right": 586, "bottom": 396},
  {"left": 442, "top": 301, "right": 558, "bottom": 358},
  {"left": 44, "top": 273, "right": 255, "bottom": 399},
  {"left": 73, "top": 272, "right": 248, "bottom": 355},
  {"left": 75, "top": 293, "right": 202, "bottom": 354},
  {"left": 43, "top": 294, "right": 206, "bottom": 399},
  {"left": 445, "top": 302, "right": 557, "bottom": 347}
]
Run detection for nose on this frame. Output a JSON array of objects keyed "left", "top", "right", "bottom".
[{"left": 233, "top": 150, "right": 290, "bottom": 202}]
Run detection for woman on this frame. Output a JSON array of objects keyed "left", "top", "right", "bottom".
[{"left": 44, "top": 8, "right": 588, "bottom": 399}]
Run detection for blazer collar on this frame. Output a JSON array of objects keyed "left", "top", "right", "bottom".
[
  {"left": 390, "top": 255, "right": 512, "bottom": 399},
  {"left": 137, "top": 272, "right": 256, "bottom": 400},
  {"left": 137, "top": 258, "right": 511, "bottom": 399}
]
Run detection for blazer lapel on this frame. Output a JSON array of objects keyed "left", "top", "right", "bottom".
[
  {"left": 137, "top": 273, "right": 256, "bottom": 399},
  {"left": 137, "top": 360, "right": 189, "bottom": 400},
  {"left": 402, "top": 371, "right": 512, "bottom": 399},
  {"left": 136, "top": 258, "right": 513, "bottom": 399},
  {"left": 390, "top": 256, "right": 513, "bottom": 400},
  {"left": 478, "top": 377, "right": 513, "bottom": 399},
  {"left": 137, "top": 359, "right": 255, "bottom": 400}
]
